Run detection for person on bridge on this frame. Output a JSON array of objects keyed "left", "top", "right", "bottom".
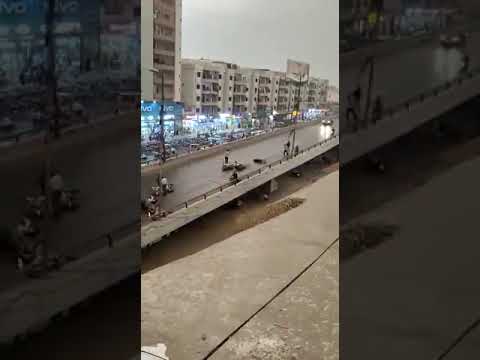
[
  {"left": 160, "top": 176, "right": 169, "bottom": 196},
  {"left": 347, "top": 88, "right": 361, "bottom": 131},
  {"left": 372, "top": 96, "right": 383, "bottom": 124},
  {"left": 225, "top": 149, "right": 230, "bottom": 164}
]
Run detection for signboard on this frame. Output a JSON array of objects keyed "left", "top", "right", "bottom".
[
  {"left": 141, "top": 100, "right": 184, "bottom": 141},
  {"left": 286, "top": 59, "right": 310, "bottom": 83}
]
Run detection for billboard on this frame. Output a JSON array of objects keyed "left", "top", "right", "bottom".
[{"left": 286, "top": 59, "right": 310, "bottom": 82}]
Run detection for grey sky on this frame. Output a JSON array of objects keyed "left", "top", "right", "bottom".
[{"left": 182, "top": 0, "right": 339, "bottom": 86}]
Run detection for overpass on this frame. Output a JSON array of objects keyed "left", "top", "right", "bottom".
[
  {"left": 342, "top": 66, "right": 480, "bottom": 164},
  {"left": 141, "top": 119, "right": 339, "bottom": 248},
  {"left": 341, "top": 29, "right": 480, "bottom": 164}
]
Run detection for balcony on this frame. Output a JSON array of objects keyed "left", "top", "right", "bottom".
[
  {"left": 234, "top": 76, "right": 248, "bottom": 84},
  {"left": 201, "top": 96, "right": 219, "bottom": 104},
  {"left": 278, "top": 96, "right": 288, "bottom": 103},
  {"left": 153, "top": 63, "right": 175, "bottom": 72},
  {"left": 259, "top": 77, "right": 271, "bottom": 85},
  {"left": 258, "top": 96, "right": 269, "bottom": 105},
  {"left": 154, "top": 48, "right": 175, "bottom": 57},
  {"left": 233, "top": 95, "right": 248, "bottom": 103},
  {"left": 233, "top": 85, "right": 248, "bottom": 94}
]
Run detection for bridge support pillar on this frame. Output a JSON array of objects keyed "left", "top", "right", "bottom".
[{"left": 264, "top": 178, "right": 279, "bottom": 194}]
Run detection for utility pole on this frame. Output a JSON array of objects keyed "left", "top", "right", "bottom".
[
  {"left": 362, "top": 56, "right": 374, "bottom": 128},
  {"left": 41, "top": 0, "right": 58, "bottom": 253},
  {"left": 291, "top": 73, "right": 303, "bottom": 157},
  {"left": 159, "top": 70, "right": 166, "bottom": 163}
]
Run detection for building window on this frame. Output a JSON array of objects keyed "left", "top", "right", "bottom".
[
  {"left": 229, "top": 97, "right": 232, "bottom": 101},
  {"left": 254, "top": 97, "right": 257, "bottom": 101},
  {"left": 197, "top": 72, "right": 201, "bottom": 77},
  {"left": 219, "top": 86, "right": 222, "bottom": 90},
  {"left": 230, "top": 76, "right": 233, "bottom": 81},
  {"left": 219, "top": 74, "right": 222, "bottom": 79},
  {"left": 196, "top": 84, "right": 200, "bottom": 89},
  {"left": 217, "top": 107, "right": 221, "bottom": 112},
  {"left": 275, "top": 90, "right": 278, "bottom": 93},
  {"left": 255, "top": 78, "right": 258, "bottom": 82},
  {"left": 196, "top": 96, "right": 200, "bottom": 101},
  {"left": 255, "top": 88, "right": 257, "bottom": 93},
  {"left": 196, "top": 108, "right": 200, "bottom": 113},
  {"left": 228, "top": 107, "right": 231, "bottom": 111},
  {"left": 229, "top": 86, "right": 232, "bottom": 91},
  {"left": 276, "top": 81, "right": 279, "bottom": 85},
  {"left": 218, "top": 97, "right": 221, "bottom": 101},
  {"left": 246, "top": 87, "right": 248, "bottom": 91}
]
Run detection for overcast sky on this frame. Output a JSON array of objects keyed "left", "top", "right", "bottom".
[{"left": 182, "top": 0, "right": 338, "bottom": 86}]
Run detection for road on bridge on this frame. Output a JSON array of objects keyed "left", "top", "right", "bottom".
[
  {"left": 340, "top": 31, "right": 480, "bottom": 129},
  {"left": 0, "top": 121, "right": 139, "bottom": 291},
  {"left": 141, "top": 118, "right": 338, "bottom": 213}
]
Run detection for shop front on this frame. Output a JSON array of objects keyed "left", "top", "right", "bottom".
[{"left": 140, "top": 100, "right": 184, "bottom": 142}]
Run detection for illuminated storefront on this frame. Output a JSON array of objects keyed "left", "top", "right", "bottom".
[{"left": 140, "top": 100, "right": 184, "bottom": 142}]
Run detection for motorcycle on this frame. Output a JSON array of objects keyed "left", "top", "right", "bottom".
[
  {"left": 57, "top": 189, "right": 80, "bottom": 212},
  {"left": 25, "top": 195, "right": 47, "bottom": 219}
]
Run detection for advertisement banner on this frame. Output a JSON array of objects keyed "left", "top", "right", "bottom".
[{"left": 286, "top": 59, "right": 310, "bottom": 82}]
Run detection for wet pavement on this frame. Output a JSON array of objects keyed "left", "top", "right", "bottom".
[
  {"left": 340, "top": 31, "right": 480, "bottom": 130},
  {"left": 0, "top": 117, "right": 139, "bottom": 291},
  {"left": 141, "top": 119, "right": 338, "bottom": 213}
]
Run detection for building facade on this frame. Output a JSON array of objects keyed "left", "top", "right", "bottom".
[
  {"left": 327, "top": 85, "right": 339, "bottom": 104},
  {"left": 141, "top": 0, "right": 182, "bottom": 102},
  {"left": 181, "top": 59, "right": 329, "bottom": 117}
]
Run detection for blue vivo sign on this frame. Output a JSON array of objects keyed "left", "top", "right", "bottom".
[{"left": 141, "top": 101, "right": 184, "bottom": 120}]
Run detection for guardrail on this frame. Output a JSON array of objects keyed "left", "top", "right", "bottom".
[
  {"left": 71, "top": 219, "right": 140, "bottom": 256},
  {"left": 145, "top": 134, "right": 339, "bottom": 221},
  {"left": 345, "top": 66, "right": 480, "bottom": 134}
]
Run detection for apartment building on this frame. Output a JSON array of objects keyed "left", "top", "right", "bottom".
[
  {"left": 327, "top": 85, "right": 340, "bottom": 104},
  {"left": 181, "top": 59, "right": 237, "bottom": 115},
  {"left": 142, "top": 0, "right": 182, "bottom": 101},
  {"left": 181, "top": 58, "right": 329, "bottom": 117}
]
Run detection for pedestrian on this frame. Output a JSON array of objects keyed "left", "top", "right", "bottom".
[
  {"left": 224, "top": 149, "right": 230, "bottom": 164},
  {"left": 283, "top": 143, "right": 289, "bottom": 158},
  {"left": 372, "top": 96, "right": 383, "bottom": 124},
  {"left": 346, "top": 88, "right": 361, "bottom": 131},
  {"left": 160, "top": 176, "right": 168, "bottom": 195}
]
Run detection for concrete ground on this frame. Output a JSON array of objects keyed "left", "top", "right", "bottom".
[
  {"left": 141, "top": 170, "right": 339, "bottom": 359},
  {"left": 342, "top": 156, "right": 480, "bottom": 359},
  {"left": 210, "top": 241, "right": 338, "bottom": 360}
]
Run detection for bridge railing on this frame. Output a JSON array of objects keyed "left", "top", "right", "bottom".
[{"left": 147, "top": 135, "right": 339, "bottom": 218}]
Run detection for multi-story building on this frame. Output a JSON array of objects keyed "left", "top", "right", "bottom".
[
  {"left": 142, "top": 0, "right": 182, "bottom": 102},
  {"left": 327, "top": 85, "right": 340, "bottom": 104},
  {"left": 181, "top": 59, "right": 237, "bottom": 115},
  {"left": 181, "top": 58, "right": 329, "bottom": 117}
]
